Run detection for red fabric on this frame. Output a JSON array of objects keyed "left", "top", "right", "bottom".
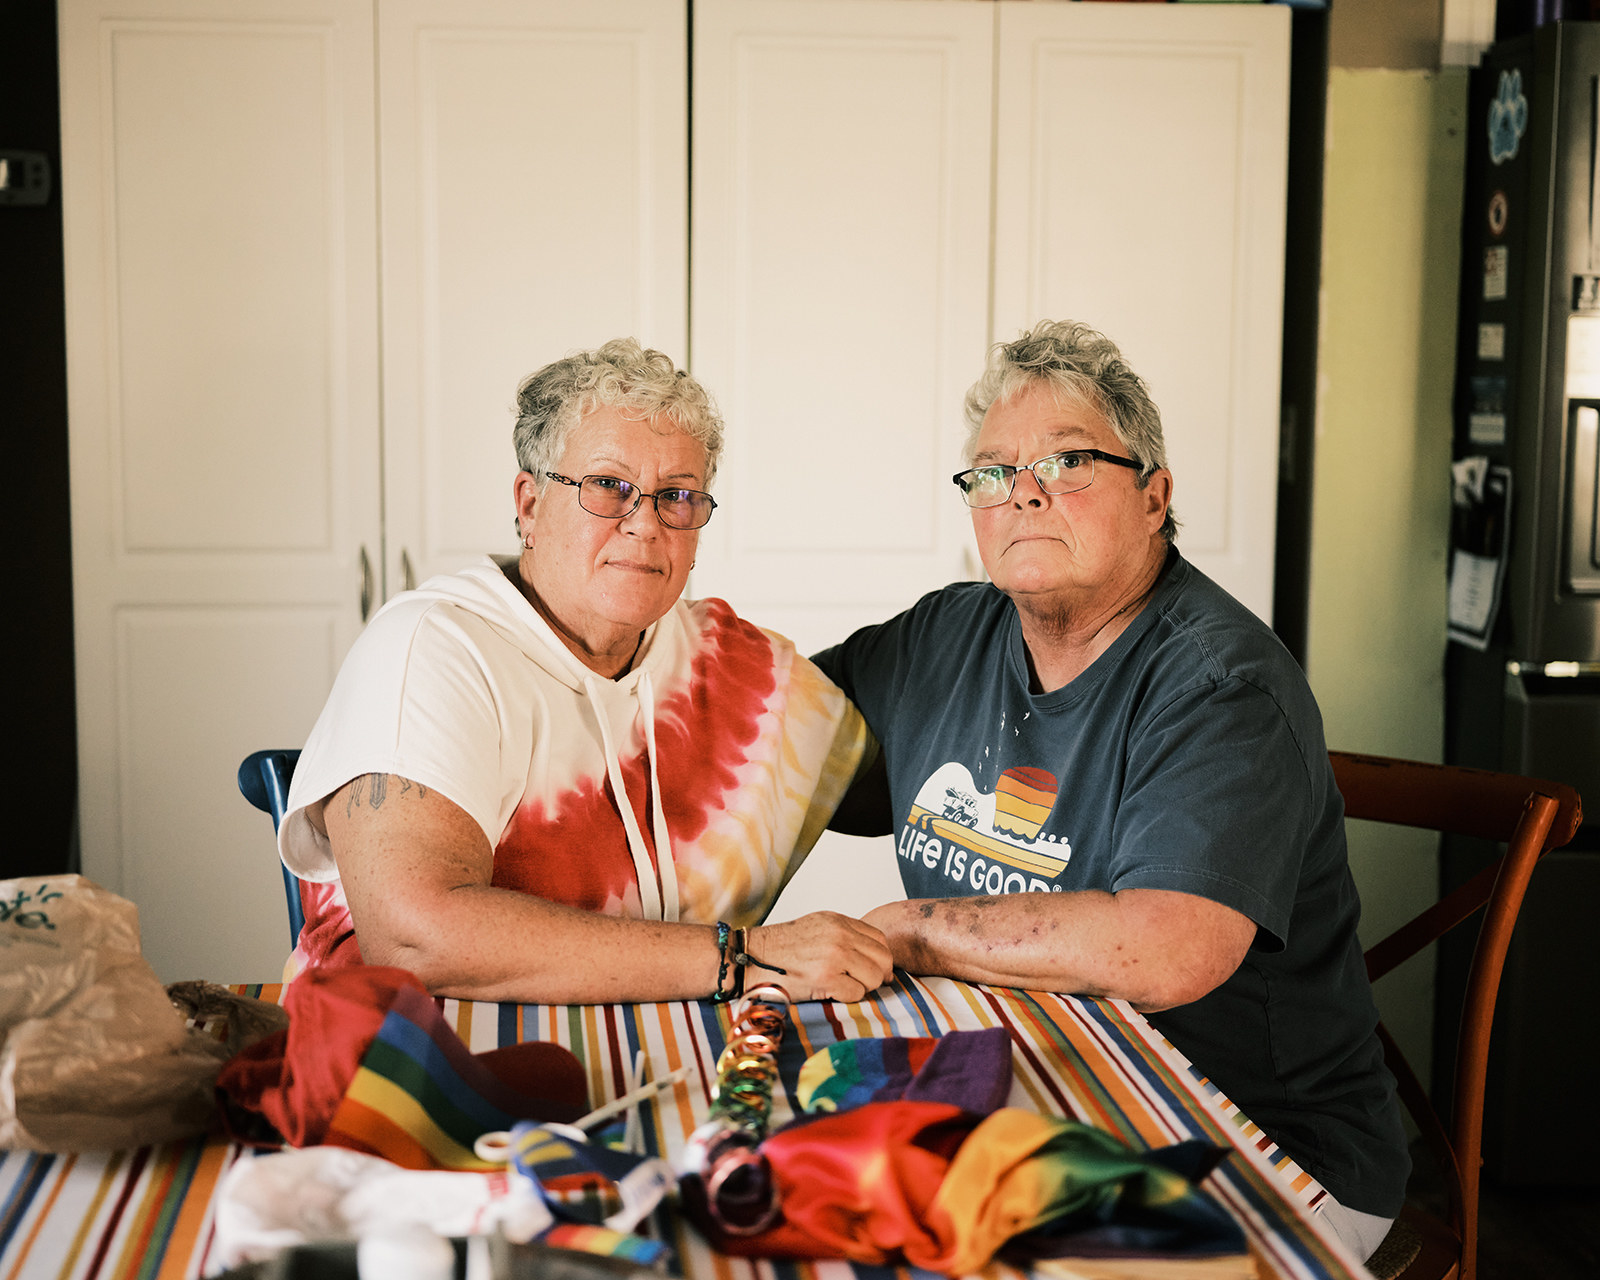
[
  {"left": 704, "top": 1102, "right": 977, "bottom": 1267},
  {"left": 216, "top": 965, "right": 587, "bottom": 1147},
  {"left": 293, "top": 880, "right": 364, "bottom": 972},
  {"left": 218, "top": 965, "right": 424, "bottom": 1145},
  {"left": 472, "top": 1043, "right": 588, "bottom": 1109}
]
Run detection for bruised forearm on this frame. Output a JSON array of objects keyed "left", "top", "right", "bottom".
[
  {"left": 865, "top": 892, "right": 1138, "bottom": 1002},
  {"left": 863, "top": 889, "right": 1255, "bottom": 1012}
]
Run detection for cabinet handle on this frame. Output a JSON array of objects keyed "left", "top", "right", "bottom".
[
  {"left": 359, "top": 546, "right": 373, "bottom": 622},
  {"left": 401, "top": 548, "right": 416, "bottom": 592}
]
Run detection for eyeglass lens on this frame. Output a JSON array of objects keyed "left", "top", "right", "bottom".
[
  {"left": 958, "top": 451, "right": 1096, "bottom": 508},
  {"left": 578, "top": 474, "right": 716, "bottom": 529}
]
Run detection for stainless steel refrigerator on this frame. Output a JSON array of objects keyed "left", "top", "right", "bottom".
[{"left": 1447, "top": 18, "right": 1600, "bottom": 1186}]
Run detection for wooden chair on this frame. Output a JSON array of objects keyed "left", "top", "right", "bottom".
[{"left": 1330, "top": 751, "right": 1582, "bottom": 1280}]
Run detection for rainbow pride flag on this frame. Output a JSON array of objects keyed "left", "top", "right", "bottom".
[{"left": 324, "top": 985, "right": 575, "bottom": 1170}]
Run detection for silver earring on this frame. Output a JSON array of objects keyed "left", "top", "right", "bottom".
[{"left": 522, "top": 531, "right": 534, "bottom": 550}]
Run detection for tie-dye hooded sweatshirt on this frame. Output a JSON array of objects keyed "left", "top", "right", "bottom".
[{"left": 279, "top": 556, "right": 871, "bottom": 976}]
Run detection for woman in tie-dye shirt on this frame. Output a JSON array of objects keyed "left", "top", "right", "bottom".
[{"left": 278, "top": 340, "right": 893, "bottom": 1005}]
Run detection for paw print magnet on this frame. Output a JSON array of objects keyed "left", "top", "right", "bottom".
[{"left": 1489, "top": 69, "right": 1529, "bottom": 166}]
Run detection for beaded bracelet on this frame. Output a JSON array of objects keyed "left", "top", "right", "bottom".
[
  {"left": 712, "top": 922, "right": 789, "bottom": 1005},
  {"left": 729, "top": 927, "right": 747, "bottom": 1002},
  {"left": 711, "top": 921, "right": 733, "bottom": 1004}
]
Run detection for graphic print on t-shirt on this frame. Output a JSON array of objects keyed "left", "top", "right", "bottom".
[{"left": 899, "top": 760, "right": 1072, "bottom": 896}]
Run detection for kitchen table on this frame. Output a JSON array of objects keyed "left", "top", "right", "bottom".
[{"left": 0, "top": 973, "right": 1370, "bottom": 1280}]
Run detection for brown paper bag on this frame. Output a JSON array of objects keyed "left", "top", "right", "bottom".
[{"left": 0, "top": 874, "right": 286, "bottom": 1151}]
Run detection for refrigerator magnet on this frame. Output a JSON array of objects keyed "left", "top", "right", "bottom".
[
  {"left": 1484, "top": 246, "right": 1509, "bottom": 300},
  {"left": 1488, "top": 69, "right": 1528, "bottom": 165},
  {"left": 1448, "top": 460, "right": 1513, "bottom": 650},
  {"left": 1469, "top": 375, "right": 1507, "bottom": 447}
]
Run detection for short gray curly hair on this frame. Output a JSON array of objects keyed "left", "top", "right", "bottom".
[
  {"left": 964, "top": 320, "right": 1178, "bottom": 542},
  {"left": 513, "top": 338, "right": 724, "bottom": 490}
]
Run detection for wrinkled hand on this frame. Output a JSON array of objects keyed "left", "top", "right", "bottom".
[{"left": 747, "top": 912, "right": 894, "bottom": 1003}]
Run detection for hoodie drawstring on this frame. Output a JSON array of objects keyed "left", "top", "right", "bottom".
[
  {"left": 637, "top": 671, "right": 679, "bottom": 921},
  {"left": 582, "top": 672, "right": 679, "bottom": 922}
]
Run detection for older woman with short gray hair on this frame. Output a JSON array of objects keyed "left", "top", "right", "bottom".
[
  {"left": 963, "top": 319, "right": 1179, "bottom": 542},
  {"left": 279, "top": 338, "right": 892, "bottom": 1005},
  {"left": 514, "top": 337, "right": 725, "bottom": 489},
  {"left": 820, "top": 319, "right": 1408, "bottom": 1264}
]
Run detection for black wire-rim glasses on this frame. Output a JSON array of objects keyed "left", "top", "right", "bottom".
[
  {"left": 951, "top": 449, "right": 1142, "bottom": 509},
  {"left": 544, "top": 471, "right": 718, "bottom": 529}
]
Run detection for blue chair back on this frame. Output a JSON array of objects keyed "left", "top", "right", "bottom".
[{"left": 238, "top": 748, "right": 304, "bottom": 946}]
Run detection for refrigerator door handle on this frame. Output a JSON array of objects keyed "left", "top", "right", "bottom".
[
  {"left": 1589, "top": 74, "right": 1600, "bottom": 267},
  {"left": 1569, "top": 402, "right": 1600, "bottom": 591},
  {"left": 1590, "top": 75, "right": 1600, "bottom": 268}
]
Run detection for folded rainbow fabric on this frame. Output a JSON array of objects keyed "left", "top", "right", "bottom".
[
  {"left": 217, "top": 965, "right": 587, "bottom": 1158},
  {"left": 701, "top": 1100, "right": 1241, "bottom": 1273},
  {"left": 216, "top": 968, "right": 674, "bottom": 1267},
  {"left": 939, "top": 1109, "right": 1240, "bottom": 1272},
  {"left": 323, "top": 983, "right": 586, "bottom": 1170},
  {"left": 796, "top": 1026, "right": 1012, "bottom": 1114},
  {"left": 692, "top": 1028, "right": 1242, "bottom": 1275},
  {"left": 543, "top": 1224, "right": 672, "bottom": 1268}
]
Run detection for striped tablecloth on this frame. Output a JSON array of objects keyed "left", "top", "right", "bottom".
[{"left": 0, "top": 974, "right": 1370, "bottom": 1280}]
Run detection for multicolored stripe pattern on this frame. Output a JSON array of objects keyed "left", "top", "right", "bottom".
[
  {"left": 0, "top": 977, "right": 1367, "bottom": 1280},
  {"left": 324, "top": 984, "right": 539, "bottom": 1171}
]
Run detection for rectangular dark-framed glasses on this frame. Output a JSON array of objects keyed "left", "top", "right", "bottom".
[{"left": 951, "top": 448, "right": 1141, "bottom": 509}]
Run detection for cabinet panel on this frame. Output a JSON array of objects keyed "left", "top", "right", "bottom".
[
  {"left": 118, "top": 607, "right": 344, "bottom": 980},
  {"left": 111, "top": 25, "right": 340, "bottom": 553},
  {"left": 690, "top": 0, "right": 993, "bottom": 658},
  {"left": 993, "top": 2, "right": 1290, "bottom": 620},
  {"left": 61, "top": 0, "right": 382, "bottom": 980},
  {"left": 378, "top": 0, "right": 688, "bottom": 589}
]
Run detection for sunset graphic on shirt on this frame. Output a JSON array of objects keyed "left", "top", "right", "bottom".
[{"left": 898, "top": 762, "right": 1072, "bottom": 896}]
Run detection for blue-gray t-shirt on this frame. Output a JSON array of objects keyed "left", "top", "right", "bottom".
[{"left": 814, "top": 553, "right": 1409, "bottom": 1216}]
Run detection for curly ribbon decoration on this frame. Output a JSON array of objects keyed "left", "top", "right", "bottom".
[{"left": 680, "top": 983, "right": 790, "bottom": 1235}]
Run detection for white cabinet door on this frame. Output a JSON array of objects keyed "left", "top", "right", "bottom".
[
  {"left": 61, "top": 0, "right": 687, "bottom": 981},
  {"left": 992, "top": 1, "right": 1290, "bottom": 621},
  {"left": 377, "top": 0, "right": 689, "bottom": 592},
  {"left": 59, "top": 0, "right": 383, "bottom": 981},
  {"left": 690, "top": 0, "right": 993, "bottom": 924},
  {"left": 689, "top": 0, "right": 994, "bottom": 659}
]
